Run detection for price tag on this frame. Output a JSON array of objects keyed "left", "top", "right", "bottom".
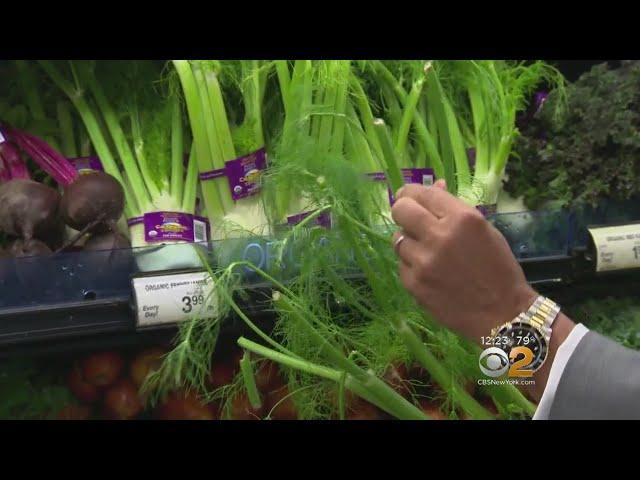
[
  {"left": 0, "top": 130, "right": 6, "bottom": 143},
  {"left": 132, "top": 271, "right": 217, "bottom": 328},
  {"left": 588, "top": 223, "right": 640, "bottom": 272}
]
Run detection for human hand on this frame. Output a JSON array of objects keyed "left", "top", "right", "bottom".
[{"left": 391, "top": 180, "right": 538, "bottom": 343}]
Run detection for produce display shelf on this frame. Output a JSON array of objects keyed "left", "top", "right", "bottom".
[{"left": 1, "top": 201, "right": 639, "bottom": 358}]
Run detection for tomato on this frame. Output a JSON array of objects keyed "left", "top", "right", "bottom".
[
  {"left": 346, "top": 401, "right": 382, "bottom": 420},
  {"left": 229, "top": 392, "right": 264, "bottom": 420},
  {"left": 103, "top": 379, "right": 144, "bottom": 420},
  {"left": 419, "top": 400, "right": 448, "bottom": 420},
  {"left": 208, "top": 352, "right": 241, "bottom": 390},
  {"left": 254, "top": 360, "right": 282, "bottom": 394},
  {"left": 56, "top": 404, "right": 92, "bottom": 420},
  {"left": 82, "top": 351, "right": 124, "bottom": 388},
  {"left": 464, "top": 380, "right": 477, "bottom": 398},
  {"left": 130, "top": 347, "right": 167, "bottom": 388},
  {"left": 479, "top": 396, "right": 499, "bottom": 416},
  {"left": 382, "top": 363, "right": 412, "bottom": 398},
  {"left": 155, "top": 391, "right": 216, "bottom": 420},
  {"left": 265, "top": 386, "right": 298, "bottom": 420},
  {"left": 67, "top": 365, "right": 101, "bottom": 404}
]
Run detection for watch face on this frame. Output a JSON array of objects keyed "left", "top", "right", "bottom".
[{"left": 495, "top": 322, "right": 549, "bottom": 373}]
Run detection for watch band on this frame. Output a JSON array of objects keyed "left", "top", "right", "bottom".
[{"left": 521, "top": 296, "right": 561, "bottom": 341}]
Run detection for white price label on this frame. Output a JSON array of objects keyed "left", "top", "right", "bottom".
[
  {"left": 588, "top": 223, "right": 640, "bottom": 272},
  {"left": 0, "top": 130, "right": 6, "bottom": 143},
  {"left": 132, "top": 271, "right": 217, "bottom": 328}
]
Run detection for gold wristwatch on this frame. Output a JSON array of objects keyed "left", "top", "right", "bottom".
[{"left": 490, "top": 296, "right": 561, "bottom": 373}]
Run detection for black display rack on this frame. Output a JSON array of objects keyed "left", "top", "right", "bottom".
[{"left": 2, "top": 200, "right": 640, "bottom": 359}]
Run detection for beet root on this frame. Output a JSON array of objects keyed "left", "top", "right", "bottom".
[
  {"left": 84, "top": 231, "right": 131, "bottom": 252},
  {"left": 60, "top": 172, "right": 125, "bottom": 231},
  {"left": 7, "top": 238, "right": 52, "bottom": 258},
  {"left": 0, "top": 179, "right": 61, "bottom": 241}
]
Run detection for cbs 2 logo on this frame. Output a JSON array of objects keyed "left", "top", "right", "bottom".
[{"left": 479, "top": 347, "right": 535, "bottom": 378}]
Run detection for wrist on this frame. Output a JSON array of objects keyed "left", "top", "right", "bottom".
[{"left": 474, "top": 285, "right": 538, "bottom": 345}]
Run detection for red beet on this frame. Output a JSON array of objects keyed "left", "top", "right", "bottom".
[
  {"left": 0, "top": 179, "right": 60, "bottom": 241},
  {"left": 6, "top": 238, "right": 52, "bottom": 257},
  {"left": 60, "top": 172, "right": 124, "bottom": 231}
]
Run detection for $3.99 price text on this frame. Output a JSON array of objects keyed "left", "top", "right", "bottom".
[
  {"left": 133, "top": 272, "right": 217, "bottom": 327},
  {"left": 182, "top": 295, "right": 206, "bottom": 313}
]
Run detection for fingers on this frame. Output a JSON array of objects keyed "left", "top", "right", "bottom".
[
  {"left": 391, "top": 197, "right": 438, "bottom": 240},
  {"left": 395, "top": 183, "right": 462, "bottom": 219},
  {"left": 392, "top": 230, "right": 423, "bottom": 267},
  {"left": 434, "top": 179, "right": 447, "bottom": 191},
  {"left": 399, "top": 262, "right": 417, "bottom": 293}
]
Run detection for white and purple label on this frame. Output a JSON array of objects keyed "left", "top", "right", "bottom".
[
  {"left": 199, "top": 168, "right": 226, "bottom": 181},
  {"left": 389, "top": 168, "right": 435, "bottom": 205},
  {"left": 129, "top": 212, "right": 210, "bottom": 243},
  {"left": 225, "top": 148, "right": 267, "bottom": 200},
  {"left": 0, "top": 129, "right": 6, "bottom": 144},
  {"left": 69, "top": 156, "right": 104, "bottom": 174},
  {"left": 287, "top": 210, "right": 332, "bottom": 229},
  {"left": 127, "top": 216, "right": 144, "bottom": 227},
  {"left": 467, "top": 148, "right": 476, "bottom": 168},
  {"left": 366, "top": 172, "right": 387, "bottom": 182},
  {"left": 199, "top": 147, "right": 267, "bottom": 201},
  {"left": 476, "top": 204, "right": 497, "bottom": 217}
]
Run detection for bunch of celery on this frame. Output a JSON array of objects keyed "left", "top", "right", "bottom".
[
  {"left": 172, "top": 60, "right": 274, "bottom": 239},
  {"left": 38, "top": 60, "right": 199, "bottom": 248}
]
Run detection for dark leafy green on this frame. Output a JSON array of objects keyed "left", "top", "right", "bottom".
[
  {"left": 505, "top": 61, "right": 640, "bottom": 209},
  {"left": 0, "top": 359, "right": 73, "bottom": 420},
  {"left": 569, "top": 296, "right": 640, "bottom": 350}
]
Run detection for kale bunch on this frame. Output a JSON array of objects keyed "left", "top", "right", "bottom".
[
  {"left": 505, "top": 61, "right": 640, "bottom": 210},
  {"left": 569, "top": 296, "right": 640, "bottom": 351}
]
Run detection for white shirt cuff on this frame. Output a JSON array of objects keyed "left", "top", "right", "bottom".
[{"left": 533, "top": 323, "right": 590, "bottom": 420}]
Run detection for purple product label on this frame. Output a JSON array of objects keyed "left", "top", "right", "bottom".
[
  {"left": 142, "top": 211, "right": 211, "bottom": 243},
  {"left": 388, "top": 168, "right": 435, "bottom": 205},
  {"left": 476, "top": 204, "right": 497, "bottom": 217},
  {"left": 199, "top": 168, "right": 226, "bottom": 181},
  {"left": 127, "top": 216, "right": 144, "bottom": 227},
  {"left": 287, "top": 210, "right": 332, "bottom": 229},
  {"left": 366, "top": 172, "right": 387, "bottom": 182},
  {"left": 467, "top": 148, "right": 476, "bottom": 168},
  {"left": 534, "top": 91, "right": 549, "bottom": 115},
  {"left": 69, "top": 156, "right": 104, "bottom": 174},
  {"left": 225, "top": 148, "right": 267, "bottom": 200},
  {"left": 400, "top": 168, "right": 434, "bottom": 186}
]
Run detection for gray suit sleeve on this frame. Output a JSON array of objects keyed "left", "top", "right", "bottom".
[{"left": 549, "top": 330, "right": 640, "bottom": 419}]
